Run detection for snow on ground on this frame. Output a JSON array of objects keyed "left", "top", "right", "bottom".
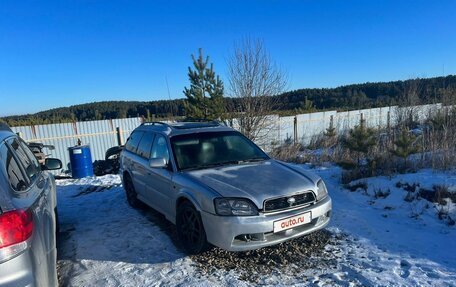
[
  {"left": 311, "top": 166, "right": 456, "bottom": 286},
  {"left": 56, "top": 167, "right": 456, "bottom": 287}
]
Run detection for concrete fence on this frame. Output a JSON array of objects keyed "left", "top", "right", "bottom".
[{"left": 11, "top": 103, "right": 446, "bottom": 173}]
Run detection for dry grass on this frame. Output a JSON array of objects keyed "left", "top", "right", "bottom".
[
  {"left": 268, "top": 103, "right": 456, "bottom": 186},
  {"left": 269, "top": 143, "right": 306, "bottom": 163}
]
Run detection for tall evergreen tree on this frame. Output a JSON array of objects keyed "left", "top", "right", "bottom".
[{"left": 183, "top": 48, "right": 224, "bottom": 120}]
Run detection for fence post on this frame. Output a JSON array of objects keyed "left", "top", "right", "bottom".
[
  {"left": 293, "top": 116, "right": 298, "bottom": 144},
  {"left": 116, "top": 127, "right": 123, "bottom": 146},
  {"left": 387, "top": 111, "right": 391, "bottom": 130},
  {"left": 329, "top": 115, "right": 334, "bottom": 132}
]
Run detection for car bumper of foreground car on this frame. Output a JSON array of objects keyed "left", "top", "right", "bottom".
[
  {"left": 0, "top": 251, "right": 35, "bottom": 287},
  {"left": 201, "top": 195, "right": 332, "bottom": 252}
]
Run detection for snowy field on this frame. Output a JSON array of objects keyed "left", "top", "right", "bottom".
[{"left": 56, "top": 166, "right": 456, "bottom": 287}]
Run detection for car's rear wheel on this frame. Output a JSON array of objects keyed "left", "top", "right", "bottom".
[
  {"left": 124, "top": 174, "right": 145, "bottom": 209},
  {"left": 176, "top": 201, "right": 209, "bottom": 254}
]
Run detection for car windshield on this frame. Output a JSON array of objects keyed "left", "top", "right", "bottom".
[{"left": 170, "top": 131, "right": 269, "bottom": 171}]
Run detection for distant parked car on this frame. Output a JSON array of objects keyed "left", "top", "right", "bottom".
[
  {"left": 0, "top": 123, "right": 62, "bottom": 287},
  {"left": 120, "top": 122, "right": 332, "bottom": 254}
]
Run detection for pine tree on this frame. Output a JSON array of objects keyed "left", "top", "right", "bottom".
[
  {"left": 324, "top": 116, "right": 337, "bottom": 138},
  {"left": 391, "top": 128, "right": 420, "bottom": 168},
  {"left": 300, "top": 96, "right": 314, "bottom": 112},
  {"left": 343, "top": 119, "right": 376, "bottom": 164},
  {"left": 183, "top": 48, "right": 224, "bottom": 120},
  {"left": 94, "top": 110, "right": 102, "bottom": 120}
]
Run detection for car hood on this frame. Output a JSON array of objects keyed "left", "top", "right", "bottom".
[{"left": 184, "top": 160, "right": 318, "bottom": 209}]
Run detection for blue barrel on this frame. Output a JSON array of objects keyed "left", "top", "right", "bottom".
[{"left": 68, "top": 145, "right": 94, "bottom": 178}]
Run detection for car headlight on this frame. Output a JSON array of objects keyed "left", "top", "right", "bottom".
[
  {"left": 317, "top": 179, "right": 328, "bottom": 201},
  {"left": 214, "top": 198, "right": 259, "bottom": 216}
]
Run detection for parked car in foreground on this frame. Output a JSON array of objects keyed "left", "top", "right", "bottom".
[
  {"left": 120, "top": 121, "right": 332, "bottom": 254},
  {"left": 0, "top": 123, "right": 62, "bottom": 287}
]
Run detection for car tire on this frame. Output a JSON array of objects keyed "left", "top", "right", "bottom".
[
  {"left": 176, "top": 201, "right": 209, "bottom": 254},
  {"left": 105, "top": 146, "right": 123, "bottom": 160},
  {"left": 123, "top": 174, "right": 146, "bottom": 209},
  {"left": 105, "top": 146, "right": 123, "bottom": 174},
  {"left": 54, "top": 207, "right": 60, "bottom": 234}
]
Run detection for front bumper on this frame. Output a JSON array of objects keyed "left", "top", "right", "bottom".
[{"left": 201, "top": 195, "right": 332, "bottom": 251}]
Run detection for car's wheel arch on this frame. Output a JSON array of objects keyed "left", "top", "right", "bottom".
[
  {"left": 174, "top": 192, "right": 202, "bottom": 224},
  {"left": 122, "top": 170, "right": 133, "bottom": 183}
]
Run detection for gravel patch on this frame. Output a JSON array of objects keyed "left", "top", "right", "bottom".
[{"left": 191, "top": 230, "right": 342, "bottom": 284}]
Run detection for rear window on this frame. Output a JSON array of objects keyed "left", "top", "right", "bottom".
[{"left": 125, "top": 131, "right": 144, "bottom": 154}]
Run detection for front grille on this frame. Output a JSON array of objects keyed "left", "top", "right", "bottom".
[{"left": 264, "top": 192, "right": 316, "bottom": 213}]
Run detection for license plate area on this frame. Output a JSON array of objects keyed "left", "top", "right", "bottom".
[{"left": 273, "top": 212, "right": 312, "bottom": 233}]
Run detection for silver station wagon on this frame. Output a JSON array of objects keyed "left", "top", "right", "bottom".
[
  {"left": 0, "top": 123, "right": 61, "bottom": 287},
  {"left": 120, "top": 122, "right": 332, "bottom": 254}
]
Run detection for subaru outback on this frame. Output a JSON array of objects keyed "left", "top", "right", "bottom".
[{"left": 120, "top": 122, "right": 332, "bottom": 254}]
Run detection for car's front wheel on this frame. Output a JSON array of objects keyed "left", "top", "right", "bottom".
[{"left": 176, "top": 201, "right": 209, "bottom": 254}]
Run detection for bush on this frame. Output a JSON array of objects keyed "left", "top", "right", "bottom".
[
  {"left": 342, "top": 119, "right": 376, "bottom": 164},
  {"left": 373, "top": 188, "right": 391, "bottom": 199},
  {"left": 344, "top": 181, "right": 368, "bottom": 193},
  {"left": 269, "top": 144, "right": 305, "bottom": 163}
]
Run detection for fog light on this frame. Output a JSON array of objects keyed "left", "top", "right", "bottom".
[
  {"left": 317, "top": 214, "right": 328, "bottom": 225},
  {"left": 235, "top": 233, "right": 266, "bottom": 242}
]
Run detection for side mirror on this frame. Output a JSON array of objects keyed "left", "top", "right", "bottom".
[
  {"left": 149, "top": 157, "right": 167, "bottom": 169},
  {"left": 42, "top": 158, "right": 62, "bottom": 171}
]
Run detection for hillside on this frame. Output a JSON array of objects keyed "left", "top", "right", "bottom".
[{"left": 3, "top": 75, "right": 455, "bottom": 127}]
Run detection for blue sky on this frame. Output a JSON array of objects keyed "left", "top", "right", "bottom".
[{"left": 0, "top": 0, "right": 455, "bottom": 116}]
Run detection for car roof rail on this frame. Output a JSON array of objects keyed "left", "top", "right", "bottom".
[
  {"left": 180, "top": 118, "right": 220, "bottom": 123},
  {"left": 140, "top": 120, "right": 226, "bottom": 131},
  {"left": 178, "top": 119, "right": 224, "bottom": 126},
  {"left": 141, "top": 121, "right": 171, "bottom": 127}
]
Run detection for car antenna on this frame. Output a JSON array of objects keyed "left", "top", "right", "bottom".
[{"left": 165, "top": 75, "right": 175, "bottom": 123}]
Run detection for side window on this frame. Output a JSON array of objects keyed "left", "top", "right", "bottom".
[
  {"left": 0, "top": 143, "right": 28, "bottom": 192},
  {"left": 136, "top": 132, "right": 155, "bottom": 159},
  {"left": 7, "top": 138, "right": 40, "bottom": 182},
  {"left": 151, "top": 135, "right": 170, "bottom": 164},
  {"left": 125, "top": 131, "right": 144, "bottom": 154}
]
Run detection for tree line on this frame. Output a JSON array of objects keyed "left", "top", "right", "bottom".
[{"left": 2, "top": 42, "right": 455, "bottom": 128}]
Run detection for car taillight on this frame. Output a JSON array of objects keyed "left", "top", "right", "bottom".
[{"left": 0, "top": 209, "right": 34, "bottom": 249}]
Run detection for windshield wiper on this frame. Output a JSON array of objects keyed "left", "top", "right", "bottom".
[
  {"left": 182, "top": 161, "right": 238, "bottom": 171},
  {"left": 216, "top": 158, "right": 267, "bottom": 165},
  {"left": 182, "top": 158, "right": 267, "bottom": 171},
  {"left": 238, "top": 157, "right": 268, "bottom": 163}
]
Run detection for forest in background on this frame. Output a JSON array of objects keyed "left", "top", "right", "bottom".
[{"left": 2, "top": 75, "right": 455, "bottom": 127}]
